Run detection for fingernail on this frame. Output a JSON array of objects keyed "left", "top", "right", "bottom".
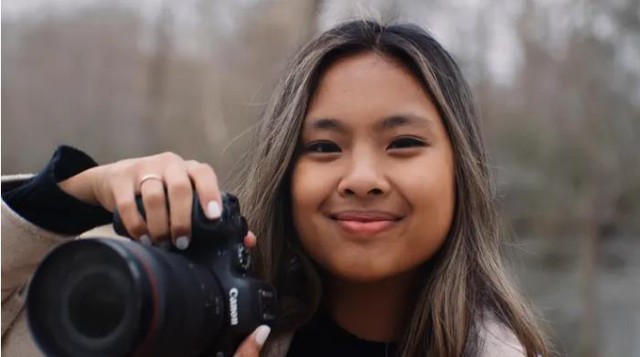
[
  {"left": 207, "top": 201, "right": 222, "bottom": 219},
  {"left": 159, "top": 240, "right": 171, "bottom": 251},
  {"left": 254, "top": 325, "right": 271, "bottom": 347},
  {"left": 176, "top": 236, "right": 190, "bottom": 250},
  {"left": 140, "top": 234, "right": 152, "bottom": 246}
]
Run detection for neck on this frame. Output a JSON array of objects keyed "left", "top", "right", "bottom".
[{"left": 324, "top": 271, "right": 420, "bottom": 342}]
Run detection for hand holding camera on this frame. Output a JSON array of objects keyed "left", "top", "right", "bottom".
[
  {"left": 57, "top": 151, "right": 251, "bottom": 250},
  {"left": 27, "top": 153, "right": 278, "bottom": 357}
]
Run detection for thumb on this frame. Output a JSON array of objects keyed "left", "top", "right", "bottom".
[{"left": 233, "top": 325, "right": 271, "bottom": 357}]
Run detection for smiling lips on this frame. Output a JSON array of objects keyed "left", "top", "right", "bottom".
[{"left": 330, "top": 211, "right": 402, "bottom": 235}]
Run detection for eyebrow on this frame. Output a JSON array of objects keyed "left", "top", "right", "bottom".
[
  {"left": 376, "top": 114, "right": 432, "bottom": 132},
  {"left": 306, "top": 114, "right": 433, "bottom": 134},
  {"left": 308, "top": 118, "right": 346, "bottom": 132}
]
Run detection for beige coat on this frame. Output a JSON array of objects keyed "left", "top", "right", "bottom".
[{"left": 1, "top": 175, "right": 525, "bottom": 356}]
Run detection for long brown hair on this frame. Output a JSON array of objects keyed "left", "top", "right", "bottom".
[{"left": 231, "top": 19, "right": 550, "bottom": 356}]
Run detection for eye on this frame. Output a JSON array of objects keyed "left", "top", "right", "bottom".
[
  {"left": 387, "top": 137, "right": 426, "bottom": 150},
  {"left": 305, "top": 141, "right": 341, "bottom": 153}
]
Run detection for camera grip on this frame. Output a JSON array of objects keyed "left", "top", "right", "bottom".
[
  {"left": 112, "top": 192, "right": 248, "bottom": 247},
  {"left": 112, "top": 195, "right": 150, "bottom": 238},
  {"left": 112, "top": 193, "right": 204, "bottom": 238}
]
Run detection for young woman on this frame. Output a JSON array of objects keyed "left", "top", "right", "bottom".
[{"left": 2, "top": 20, "right": 550, "bottom": 356}]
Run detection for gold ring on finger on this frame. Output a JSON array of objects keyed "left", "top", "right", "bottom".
[{"left": 138, "top": 174, "right": 164, "bottom": 191}]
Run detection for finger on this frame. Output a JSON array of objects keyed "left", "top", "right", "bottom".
[
  {"left": 112, "top": 180, "right": 148, "bottom": 241},
  {"left": 233, "top": 325, "right": 271, "bottom": 357},
  {"left": 186, "top": 161, "right": 222, "bottom": 220},
  {"left": 244, "top": 231, "right": 257, "bottom": 249},
  {"left": 140, "top": 178, "right": 170, "bottom": 243},
  {"left": 165, "top": 164, "right": 193, "bottom": 250}
]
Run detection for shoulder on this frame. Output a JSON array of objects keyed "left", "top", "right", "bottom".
[{"left": 477, "top": 313, "right": 526, "bottom": 357}]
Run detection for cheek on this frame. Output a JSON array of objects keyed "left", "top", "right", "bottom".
[
  {"left": 290, "top": 163, "right": 306, "bottom": 228},
  {"left": 395, "top": 157, "right": 456, "bottom": 249},
  {"left": 414, "top": 171, "right": 455, "bottom": 221},
  {"left": 291, "top": 159, "right": 339, "bottom": 265},
  {"left": 290, "top": 160, "right": 334, "bottom": 231},
  {"left": 291, "top": 161, "right": 319, "bottom": 212}
]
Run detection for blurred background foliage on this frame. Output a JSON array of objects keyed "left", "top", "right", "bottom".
[{"left": 2, "top": 0, "right": 639, "bottom": 356}]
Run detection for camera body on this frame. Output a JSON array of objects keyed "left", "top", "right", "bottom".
[{"left": 27, "top": 193, "right": 277, "bottom": 357}]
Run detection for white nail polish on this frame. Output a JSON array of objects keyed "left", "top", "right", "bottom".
[
  {"left": 207, "top": 201, "right": 222, "bottom": 219},
  {"left": 254, "top": 325, "right": 271, "bottom": 347},
  {"left": 140, "top": 235, "right": 152, "bottom": 246},
  {"left": 176, "top": 236, "right": 190, "bottom": 250}
]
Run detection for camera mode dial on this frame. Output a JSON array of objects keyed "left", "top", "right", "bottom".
[{"left": 235, "top": 245, "right": 251, "bottom": 272}]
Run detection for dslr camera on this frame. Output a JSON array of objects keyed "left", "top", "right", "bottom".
[{"left": 27, "top": 193, "right": 278, "bottom": 357}]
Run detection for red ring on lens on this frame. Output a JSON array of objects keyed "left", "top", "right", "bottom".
[{"left": 129, "top": 247, "right": 160, "bottom": 355}]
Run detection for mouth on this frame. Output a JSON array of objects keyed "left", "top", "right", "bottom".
[{"left": 328, "top": 211, "right": 403, "bottom": 235}]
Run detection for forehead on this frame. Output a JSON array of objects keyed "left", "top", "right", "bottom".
[
  {"left": 304, "top": 52, "right": 441, "bottom": 131},
  {"left": 314, "top": 51, "right": 423, "bottom": 96}
]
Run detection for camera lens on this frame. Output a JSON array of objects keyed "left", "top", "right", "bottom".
[
  {"left": 27, "top": 238, "right": 225, "bottom": 357},
  {"left": 67, "top": 272, "right": 126, "bottom": 338}
]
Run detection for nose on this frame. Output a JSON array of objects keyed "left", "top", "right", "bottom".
[{"left": 338, "top": 151, "right": 390, "bottom": 198}]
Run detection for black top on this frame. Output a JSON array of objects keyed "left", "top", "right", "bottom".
[
  {"left": 1, "top": 145, "right": 111, "bottom": 234},
  {"left": 288, "top": 312, "right": 397, "bottom": 357},
  {"left": 1, "top": 145, "right": 398, "bottom": 356}
]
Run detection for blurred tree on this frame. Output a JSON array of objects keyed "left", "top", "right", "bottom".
[
  {"left": 2, "top": 1, "right": 639, "bottom": 354},
  {"left": 144, "top": 0, "right": 173, "bottom": 154}
]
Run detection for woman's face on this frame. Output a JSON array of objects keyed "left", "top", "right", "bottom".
[{"left": 291, "top": 52, "right": 455, "bottom": 282}]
